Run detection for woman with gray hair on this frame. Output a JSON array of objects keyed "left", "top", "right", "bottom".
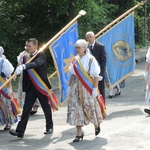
[
  {"left": 0, "top": 46, "right": 15, "bottom": 130},
  {"left": 67, "top": 39, "right": 106, "bottom": 142}
]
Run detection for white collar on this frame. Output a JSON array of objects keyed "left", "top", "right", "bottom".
[
  {"left": 90, "top": 41, "right": 95, "bottom": 47},
  {"left": 31, "top": 50, "right": 38, "bottom": 56}
]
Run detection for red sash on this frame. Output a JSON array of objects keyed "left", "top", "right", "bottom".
[{"left": 73, "top": 56, "right": 106, "bottom": 119}]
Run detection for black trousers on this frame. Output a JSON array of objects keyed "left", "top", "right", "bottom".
[
  {"left": 98, "top": 79, "right": 105, "bottom": 104},
  {"left": 16, "top": 85, "right": 53, "bottom": 134}
]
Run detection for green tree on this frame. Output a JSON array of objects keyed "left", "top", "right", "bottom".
[
  {"left": 76, "top": 0, "right": 118, "bottom": 38},
  {"left": 0, "top": 0, "right": 77, "bottom": 66},
  {"left": 0, "top": 0, "right": 149, "bottom": 67}
]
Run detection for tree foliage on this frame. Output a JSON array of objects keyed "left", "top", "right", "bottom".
[{"left": 0, "top": 0, "right": 149, "bottom": 67}]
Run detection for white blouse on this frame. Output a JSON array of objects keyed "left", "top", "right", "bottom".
[
  {"left": 70, "top": 52, "right": 100, "bottom": 78},
  {"left": 0, "top": 58, "right": 14, "bottom": 77},
  {"left": 146, "top": 47, "right": 150, "bottom": 64}
]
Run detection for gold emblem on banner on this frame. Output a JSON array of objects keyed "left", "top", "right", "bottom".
[{"left": 112, "top": 40, "right": 132, "bottom": 61}]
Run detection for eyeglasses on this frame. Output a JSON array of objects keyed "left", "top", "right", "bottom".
[{"left": 75, "top": 46, "right": 82, "bottom": 49}]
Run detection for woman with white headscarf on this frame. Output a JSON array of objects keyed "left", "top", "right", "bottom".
[
  {"left": 67, "top": 39, "right": 106, "bottom": 142},
  {"left": 0, "top": 46, "right": 15, "bottom": 130}
]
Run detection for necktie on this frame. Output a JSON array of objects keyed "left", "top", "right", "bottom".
[
  {"left": 30, "top": 54, "right": 33, "bottom": 58},
  {"left": 90, "top": 45, "right": 93, "bottom": 51}
]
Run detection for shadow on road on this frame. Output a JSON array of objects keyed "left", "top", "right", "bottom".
[{"left": 106, "top": 108, "right": 143, "bottom": 120}]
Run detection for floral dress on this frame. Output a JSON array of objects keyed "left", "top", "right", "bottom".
[
  {"left": 67, "top": 52, "right": 103, "bottom": 127},
  {"left": 0, "top": 57, "right": 14, "bottom": 125}
]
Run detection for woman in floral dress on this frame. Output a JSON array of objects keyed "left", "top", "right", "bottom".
[
  {"left": 67, "top": 39, "right": 106, "bottom": 142},
  {"left": 0, "top": 46, "right": 15, "bottom": 130}
]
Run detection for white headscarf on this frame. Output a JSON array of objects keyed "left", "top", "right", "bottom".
[
  {"left": 0, "top": 46, "right": 4, "bottom": 57},
  {"left": 0, "top": 46, "right": 14, "bottom": 77},
  {"left": 75, "top": 39, "right": 88, "bottom": 49}
]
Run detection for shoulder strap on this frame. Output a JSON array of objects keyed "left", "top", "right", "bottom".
[{"left": 88, "top": 56, "right": 94, "bottom": 72}]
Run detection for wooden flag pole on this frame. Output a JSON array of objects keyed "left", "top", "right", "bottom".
[
  {"left": 0, "top": 10, "right": 86, "bottom": 91},
  {"left": 48, "top": 70, "right": 57, "bottom": 79},
  {"left": 95, "top": 0, "right": 147, "bottom": 38}
]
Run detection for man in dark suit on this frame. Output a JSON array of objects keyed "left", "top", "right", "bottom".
[
  {"left": 86, "top": 31, "right": 106, "bottom": 104},
  {"left": 9, "top": 38, "right": 53, "bottom": 138}
]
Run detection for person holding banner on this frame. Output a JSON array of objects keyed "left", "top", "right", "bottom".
[
  {"left": 17, "top": 49, "right": 40, "bottom": 116},
  {"left": 144, "top": 47, "right": 150, "bottom": 115},
  {"left": 0, "top": 46, "right": 15, "bottom": 130},
  {"left": 67, "top": 39, "right": 106, "bottom": 142},
  {"left": 86, "top": 31, "right": 106, "bottom": 104},
  {"left": 9, "top": 38, "right": 55, "bottom": 138}
]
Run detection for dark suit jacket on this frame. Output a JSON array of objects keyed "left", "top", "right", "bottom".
[
  {"left": 22, "top": 51, "right": 51, "bottom": 92},
  {"left": 91, "top": 41, "right": 106, "bottom": 77}
]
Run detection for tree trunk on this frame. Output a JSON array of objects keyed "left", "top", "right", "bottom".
[
  {"left": 68, "top": 0, "right": 78, "bottom": 21},
  {"left": 135, "top": 19, "right": 139, "bottom": 44}
]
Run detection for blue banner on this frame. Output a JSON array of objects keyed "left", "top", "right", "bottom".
[
  {"left": 49, "top": 22, "right": 78, "bottom": 104},
  {"left": 97, "top": 14, "right": 135, "bottom": 88}
]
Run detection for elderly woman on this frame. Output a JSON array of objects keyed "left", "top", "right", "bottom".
[
  {"left": 0, "top": 46, "right": 14, "bottom": 130},
  {"left": 67, "top": 39, "right": 106, "bottom": 142}
]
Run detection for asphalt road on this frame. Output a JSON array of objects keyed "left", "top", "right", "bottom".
[{"left": 0, "top": 48, "right": 150, "bottom": 150}]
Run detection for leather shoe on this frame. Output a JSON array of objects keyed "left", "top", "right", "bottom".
[
  {"left": 95, "top": 125, "right": 101, "bottom": 136},
  {"left": 144, "top": 108, "right": 150, "bottom": 115},
  {"left": 108, "top": 95, "right": 114, "bottom": 98},
  {"left": 9, "top": 129, "right": 24, "bottom": 138},
  {"left": 29, "top": 110, "right": 37, "bottom": 116},
  {"left": 44, "top": 128, "right": 53, "bottom": 134},
  {"left": 4, "top": 124, "right": 11, "bottom": 130},
  {"left": 115, "top": 91, "right": 121, "bottom": 96}
]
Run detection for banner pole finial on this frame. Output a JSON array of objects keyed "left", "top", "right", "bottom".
[{"left": 79, "top": 10, "right": 86, "bottom": 16}]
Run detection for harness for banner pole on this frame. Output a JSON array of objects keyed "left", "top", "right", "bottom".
[
  {"left": 0, "top": 10, "right": 86, "bottom": 91},
  {"left": 95, "top": 0, "right": 147, "bottom": 38}
]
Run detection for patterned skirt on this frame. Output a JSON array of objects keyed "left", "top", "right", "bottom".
[
  {"left": 0, "top": 95, "right": 15, "bottom": 125},
  {"left": 67, "top": 77, "right": 103, "bottom": 126}
]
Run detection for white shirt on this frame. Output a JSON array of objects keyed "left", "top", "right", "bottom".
[
  {"left": 17, "top": 51, "right": 27, "bottom": 65},
  {"left": 146, "top": 47, "right": 150, "bottom": 64},
  {"left": 31, "top": 50, "right": 38, "bottom": 56},
  {"left": 89, "top": 41, "right": 96, "bottom": 49},
  {"left": 17, "top": 50, "right": 38, "bottom": 65},
  {"left": 0, "top": 57, "right": 14, "bottom": 77}
]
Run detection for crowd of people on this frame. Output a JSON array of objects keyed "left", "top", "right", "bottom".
[{"left": 0, "top": 32, "right": 149, "bottom": 143}]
